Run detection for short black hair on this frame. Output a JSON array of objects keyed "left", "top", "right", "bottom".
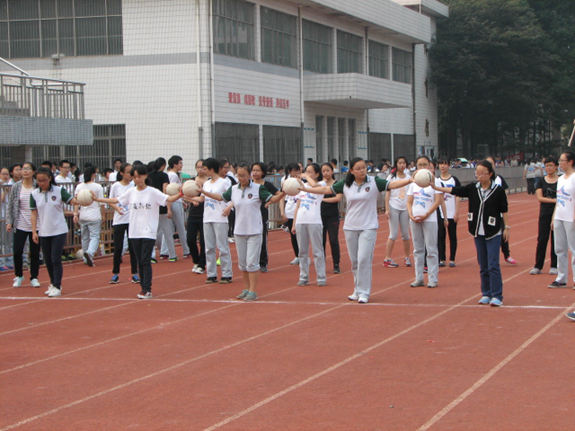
[
  {"left": 168, "top": 155, "right": 183, "bottom": 169},
  {"left": 59, "top": 159, "right": 71, "bottom": 168},
  {"left": 203, "top": 157, "right": 220, "bottom": 173}
]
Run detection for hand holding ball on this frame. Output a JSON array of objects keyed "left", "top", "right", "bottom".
[
  {"left": 166, "top": 183, "right": 180, "bottom": 196},
  {"left": 282, "top": 178, "right": 300, "bottom": 196},
  {"left": 77, "top": 189, "right": 94, "bottom": 206},
  {"left": 413, "top": 169, "right": 434, "bottom": 188},
  {"left": 182, "top": 180, "right": 200, "bottom": 197}
]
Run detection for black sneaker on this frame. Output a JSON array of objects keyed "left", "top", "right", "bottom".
[
  {"left": 150, "top": 258, "right": 157, "bottom": 264},
  {"left": 219, "top": 277, "right": 233, "bottom": 284},
  {"left": 333, "top": 264, "right": 341, "bottom": 274},
  {"left": 206, "top": 277, "right": 218, "bottom": 284},
  {"left": 84, "top": 252, "right": 94, "bottom": 267},
  {"left": 566, "top": 312, "right": 575, "bottom": 321},
  {"left": 260, "top": 265, "right": 268, "bottom": 273},
  {"left": 548, "top": 281, "right": 567, "bottom": 288}
]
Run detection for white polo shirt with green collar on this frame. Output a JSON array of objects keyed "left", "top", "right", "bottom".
[
  {"left": 222, "top": 180, "right": 272, "bottom": 235},
  {"left": 331, "top": 176, "right": 388, "bottom": 231}
]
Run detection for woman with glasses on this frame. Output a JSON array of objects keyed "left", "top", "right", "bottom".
[
  {"left": 431, "top": 159, "right": 509, "bottom": 306},
  {"left": 6, "top": 162, "right": 41, "bottom": 288},
  {"left": 303, "top": 157, "right": 412, "bottom": 303}
]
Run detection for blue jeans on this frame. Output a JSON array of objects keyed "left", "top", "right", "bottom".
[{"left": 474, "top": 235, "right": 503, "bottom": 300}]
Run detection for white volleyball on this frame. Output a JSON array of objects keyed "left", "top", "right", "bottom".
[
  {"left": 182, "top": 180, "right": 200, "bottom": 197},
  {"left": 77, "top": 189, "right": 93, "bottom": 206},
  {"left": 166, "top": 183, "right": 180, "bottom": 196},
  {"left": 413, "top": 169, "right": 434, "bottom": 188},
  {"left": 283, "top": 177, "right": 301, "bottom": 196}
]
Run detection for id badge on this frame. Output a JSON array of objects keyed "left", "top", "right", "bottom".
[
  {"left": 488, "top": 216, "right": 496, "bottom": 226},
  {"left": 467, "top": 213, "right": 473, "bottom": 221}
]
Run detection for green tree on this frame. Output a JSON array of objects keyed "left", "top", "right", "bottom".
[{"left": 430, "top": 0, "right": 560, "bottom": 159}]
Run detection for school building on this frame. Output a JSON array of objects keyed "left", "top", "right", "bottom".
[{"left": 0, "top": 0, "right": 448, "bottom": 171}]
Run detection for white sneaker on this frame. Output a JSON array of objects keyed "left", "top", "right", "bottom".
[
  {"left": 529, "top": 268, "right": 541, "bottom": 275},
  {"left": 549, "top": 268, "right": 558, "bottom": 275},
  {"left": 358, "top": 295, "right": 369, "bottom": 304},
  {"left": 30, "top": 278, "right": 41, "bottom": 288},
  {"left": 290, "top": 257, "right": 299, "bottom": 265},
  {"left": 195, "top": 267, "right": 204, "bottom": 274},
  {"left": 45, "top": 284, "right": 55, "bottom": 295},
  {"left": 47, "top": 287, "right": 61, "bottom": 297},
  {"left": 348, "top": 292, "right": 359, "bottom": 301},
  {"left": 12, "top": 276, "right": 24, "bottom": 288},
  {"left": 227, "top": 237, "right": 235, "bottom": 243},
  {"left": 192, "top": 264, "right": 199, "bottom": 273}
]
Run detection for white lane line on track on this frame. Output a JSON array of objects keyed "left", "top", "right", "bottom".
[{"left": 416, "top": 302, "right": 575, "bottom": 431}]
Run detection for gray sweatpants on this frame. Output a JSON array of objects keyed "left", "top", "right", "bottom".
[
  {"left": 204, "top": 222, "right": 232, "bottom": 278},
  {"left": 296, "top": 223, "right": 326, "bottom": 284},
  {"left": 410, "top": 220, "right": 439, "bottom": 284},
  {"left": 155, "top": 214, "right": 176, "bottom": 259},
  {"left": 235, "top": 234, "right": 262, "bottom": 272},
  {"left": 388, "top": 206, "right": 410, "bottom": 241},
  {"left": 160, "top": 200, "right": 190, "bottom": 256},
  {"left": 344, "top": 229, "right": 377, "bottom": 299},
  {"left": 553, "top": 219, "right": 575, "bottom": 284}
]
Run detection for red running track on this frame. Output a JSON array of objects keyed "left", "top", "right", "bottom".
[{"left": 0, "top": 193, "right": 574, "bottom": 431}]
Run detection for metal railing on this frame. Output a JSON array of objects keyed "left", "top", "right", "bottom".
[{"left": 0, "top": 72, "right": 86, "bottom": 120}]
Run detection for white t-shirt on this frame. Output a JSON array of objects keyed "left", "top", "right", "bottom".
[
  {"left": 55, "top": 175, "right": 72, "bottom": 184},
  {"left": 75, "top": 182, "right": 105, "bottom": 222},
  {"left": 108, "top": 171, "right": 118, "bottom": 182},
  {"left": 554, "top": 174, "right": 575, "bottom": 222},
  {"left": 203, "top": 177, "right": 230, "bottom": 224},
  {"left": 110, "top": 181, "right": 134, "bottom": 225},
  {"left": 168, "top": 171, "right": 182, "bottom": 185},
  {"left": 437, "top": 175, "right": 460, "bottom": 219},
  {"left": 295, "top": 181, "right": 326, "bottom": 225},
  {"left": 407, "top": 178, "right": 442, "bottom": 223},
  {"left": 331, "top": 176, "right": 388, "bottom": 231},
  {"left": 386, "top": 172, "right": 411, "bottom": 211},
  {"left": 117, "top": 186, "right": 168, "bottom": 239}
]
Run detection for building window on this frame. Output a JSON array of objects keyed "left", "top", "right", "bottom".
[
  {"left": 348, "top": 118, "right": 356, "bottom": 159},
  {"left": 260, "top": 7, "right": 296, "bottom": 68},
  {"left": 213, "top": 0, "right": 254, "bottom": 60},
  {"left": 0, "top": 0, "right": 123, "bottom": 59},
  {"left": 392, "top": 47, "right": 412, "bottom": 84},
  {"left": 368, "top": 40, "right": 389, "bottom": 79},
  {"left": 214, "top": 122, "right": 259, "bottom": 163},
  {"left": 263, "top": 126, "right": 301, "bottom": 167},
  {"left": 302, "top": 19, "right": 332, "bottom": 74},
  {"left": 393, "top": 134, "right": 415, "bottom": 163},
  {"left": 337, "top": 30, "right": 362, "bottom": 74},
  {"left": 20, "top": 124, "right": 126, "bottom": 171},
  {"left": 368, "top": 132, "right": 391, "bottom": 162}
]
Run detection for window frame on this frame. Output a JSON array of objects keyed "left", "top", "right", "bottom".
[
  {"left": 337, "top": 30, "right": 363, "bottom": 74},
  {"left": 212, "top": 0, "right": 255, "bottom": 60},
  {"left": 260, "top": 6, "right": 297, "bottom": 69},
  {"left": 302, "top": 19, "right": 333, "bottom": 74}
]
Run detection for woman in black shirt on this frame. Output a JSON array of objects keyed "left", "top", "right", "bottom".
[{"left": 530, "top": 157, "right": 559, "bottom": 275}]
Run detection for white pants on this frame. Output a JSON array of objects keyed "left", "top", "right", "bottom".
[
  {"left": 410, "top": 220, "right": 439, "bottom": 284},
  {"left": 344, "top": 229, "right": 377, "bottom": 299},
  {"left": 161, "top": 200, "right": 190, "bottom": 256},
  {"left": 296, "top": 223, "right": 326, "bottom": 283},
  {"left": 388, "top": 206, "right": 410, "bottom": 241},
  {"left": 235, "top": 234, "right": 262, "bottom": 272},
  {"left": 204, "top": 222, "right": 232, "bottom": 278},
  {"left": 553, "top": 219, "right": 575, "bottom": 284}
]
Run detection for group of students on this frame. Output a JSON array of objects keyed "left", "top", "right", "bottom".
[{"left": 6, "top": 152, "right": 575, "bottom": 320}]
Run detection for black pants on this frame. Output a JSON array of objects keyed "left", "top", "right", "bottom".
[
  {"left": 438, "top": 218, "right": 458, "bottom": 262},
  {"left": 286, "top": 218, "right": 299, "bottom": 257},
  {"left": 526, "top": 178, "right": 536, "bottom": 195},
  {"left": 187, "top": 219, "right": 205, "bottom": 268},
  {"left": 131, "top": 238, "right": 155, "bottom": 292},
  {"left": 227, "top": 210, "right": 235, "bottom": 238},
  {"left": 112, "top": 224, "right": 137, "bottom": 275},
  {"left": 13, "top": 229, "right": 40, "bottom": 279},
  {"left": 40, "top": 233, "right": 67, "bottom": 289},
  {"left": 260, "top": 214, "right": 269, "bottom": 267},
  {"left": 534, "top": 212, "right": 557, "bottom": 270},
  {"left": 501, "top": 237, "right": 511, "bottom": 259},
  {"left": 322, "top": 214, "right": 340, "bottom": 265}
]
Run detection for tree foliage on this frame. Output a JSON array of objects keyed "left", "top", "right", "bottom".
[{"left": 430, "top": 0, "right": 574, "bottom": 158}]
